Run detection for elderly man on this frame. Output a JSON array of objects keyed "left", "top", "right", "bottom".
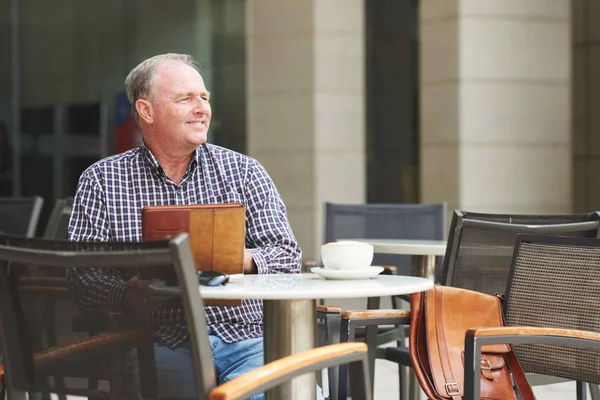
[{"left": 68, "top": 53, "right": 302, "bottom": 399}]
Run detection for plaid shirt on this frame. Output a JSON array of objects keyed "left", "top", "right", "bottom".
[{"left": 67, "top": 143, "right": 302, "bottom": 347}]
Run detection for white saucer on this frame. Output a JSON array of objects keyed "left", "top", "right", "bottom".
[{"left": 311, "top": 266, "right": 384, "bottom": 280}]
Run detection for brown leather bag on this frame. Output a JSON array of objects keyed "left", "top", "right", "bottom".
[{"left": 409, "top": 285, "right": 535, "bottom": 400}]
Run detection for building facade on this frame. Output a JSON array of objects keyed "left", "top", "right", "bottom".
[{"left": 1, "top": 0, "right": 593, "bottom": 259}]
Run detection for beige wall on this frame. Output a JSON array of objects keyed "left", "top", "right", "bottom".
[
  {"left": 247, "top": 0, "right": 365, "bottom": 260},
  {"left": 420, "top": 0, "right": 572, "bottom": 214}
]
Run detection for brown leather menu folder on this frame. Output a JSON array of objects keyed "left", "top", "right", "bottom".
[{"left": 141, "top": 203, "right": 245, "bottom": 307}]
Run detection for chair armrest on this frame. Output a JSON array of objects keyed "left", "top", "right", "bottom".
[
  {"left": 341, "top": 309, "right": 410, "bottom": 320},
  {"left": 18, "top": 276, "right": 66, "bottom": 285},
  {"left": 209, "top": 342, "right": 368, "bottom": 400},
  {"left": 464, "top": 327, "right": 600, "bottom": 400},
  {"left": 380, "top": 265, "right": 397, "bottom": 275},
  {"left": 17, "top": 276, "right": 69, "bottom": 294},
  {"left": 34, "top": 329, "right": 152, "bottom": 367},
  {"left": 303, "top": 260, "right": 320, "bottom": 268},
  {"left": 467, "top": 326, "right": 600, "bottom": 341},
  {"left": 18, "top": 286, "right": 69, "bottom": 294},
  {"left": 316, "top": 305, "right": 342, "bottom": 314}
]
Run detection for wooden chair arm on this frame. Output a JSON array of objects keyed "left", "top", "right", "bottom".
[
  {"left": 316, "top": 305, "right": 342, "bottom": 314},
  {"left": 341, "top": 309, "right": 410, "bottom": 320},
  {"left": 380, "top": 265, "right": 397, "bottom": 275},
  {"left": 18, "top": 276, "right": 67, "bottom": 285},
  {"left": 464, "top": 326, "right": 600, "bottom": 400},
  {"left": 17, "top": 276, "right": 69, "bottom": 294},
  {"left": 303, "top": 259, "right": 320, "bottom": 268},
  {"left": 467, "top": 326, "right": 600, "bottom": 342},
  {"left": 209, "top": 342, "right": 368, "bottom": 400},
  {"left": 18, "top": 286, "right": 69, "bottom": 294},
  {"left": 34, "top": 329, "right": 152, "bottom": 367}
]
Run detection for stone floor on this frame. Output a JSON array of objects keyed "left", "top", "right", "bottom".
[
  {"left": 373, "top": 355, "right": 589, "bottom": 399},
  {"left": 50, "top": 371, "right": 587, "bottom": 400}
]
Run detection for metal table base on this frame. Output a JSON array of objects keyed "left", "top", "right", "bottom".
[{"left": 264, "top": 299, "right": 317, "bottom": 400}]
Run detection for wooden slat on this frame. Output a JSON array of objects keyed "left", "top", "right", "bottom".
[
  {"left": 18, "top": 276, "right": 66, "bottom": 284},
  {"left": 341, "top": 309, "right": 410, "bottom": 320},
  {"left": 316, "top": 305, "right": 342, "bottom": 314},
  {"left": 18, "top": 286, "right": 69, "bottom": 294},
  {"left": 209, "top": 342, "right": 367, "bottom": 400},
  {"left": 381, "top": 265, "right": 397, "bottom": 275},
  {"left": 468, "top": 326, "right": 600, "bottom": 342},
  {"left": 34, "top": 330, "right": 151, "bottom": 366}
]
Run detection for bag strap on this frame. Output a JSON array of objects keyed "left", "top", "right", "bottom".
[
  {"left": 434, "top": 286, "right": 462, "bottom": 400},
  {"left": 505, "top": 349, "right": 536, "bottom": 400}
]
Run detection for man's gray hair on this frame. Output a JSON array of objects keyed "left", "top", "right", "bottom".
[{"left": 124, "top": 53, "right": 201, "bottom": 122}]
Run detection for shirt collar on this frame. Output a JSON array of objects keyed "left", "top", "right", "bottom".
[{"left": 140, "top": 141, "right": 201, "bottom": 178}]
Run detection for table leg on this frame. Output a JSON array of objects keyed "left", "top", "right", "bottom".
[
  {"left": 410, "top": 254, "right": 436, "bottom": 282},
  {"left": 263, "top": 299, "right": 316, "bottom": 400}
]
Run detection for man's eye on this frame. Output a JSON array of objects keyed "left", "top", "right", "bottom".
[
  {"left": 180, "top": 97, "right": 190, "bottom": 102},
  {"left": 202, "top": 96, "right": 210, "bottom": 101}
]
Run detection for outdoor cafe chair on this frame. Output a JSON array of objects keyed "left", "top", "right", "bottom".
[
  {"left": 0, "top": 196, "right": 43, "bottom": 237},
  {"left": 0, "top": 233, "right": 373, "bottom": 400},
  {"left": 314, "top": 202, "right": 446, "bottom": 400},
  {"left": 464, "top": 233, "right": 600, "bottom": 399},
  {"left": 339, "top": 210, "right": 600, "bottom": 400},
  {"left": 42, "top": 197, "right": 73, "bottom": 239}
]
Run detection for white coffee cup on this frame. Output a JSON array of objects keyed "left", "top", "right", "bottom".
[{"left": 320, "top": 241, "right": 374, "bottom": 270}]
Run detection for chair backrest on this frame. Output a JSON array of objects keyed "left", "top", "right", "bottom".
[
  {"left": 0, "top": 196, "right": 43, "bottom": 237},
  {"left": 0, "top": 233, "right": 215, "bottom": 399},
  {"left": 504, "top": 234, "right": 600, "bottom": 383},
  {"left": 324, "top": 202, "right": 447, "bottom": 275},
  {"left": 42, "top": 197, "right": 74, "bottom": 239},
  {"left": 441, "top": 210, "right": 600, "bottom": 295}
]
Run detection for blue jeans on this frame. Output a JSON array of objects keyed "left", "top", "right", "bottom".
[
  {"left": 126, "top": 333, "right": 325, "bottom": 399},
  {"left": 126, "top": 335, "right": 264, "bottom": 399}
]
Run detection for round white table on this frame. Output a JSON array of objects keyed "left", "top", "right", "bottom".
[
  {"left": 350, "top": 239, "right": 447, "bottom": 282},
  {"left": 200, "top": 273, "right": 433, "bottom": 400}
]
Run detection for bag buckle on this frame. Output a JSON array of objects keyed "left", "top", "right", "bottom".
[
  {"left": 481, "top": 356, "right": 492, "bottom": 370},
  {"left": 446, "top": 382, "right": 460, "bottom": 396}
]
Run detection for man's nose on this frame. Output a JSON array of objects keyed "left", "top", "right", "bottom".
[{"left": 193, "top": 97, "right": 210, "bottom": 113}]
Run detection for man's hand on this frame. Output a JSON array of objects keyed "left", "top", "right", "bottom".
[
  {"left": 243, "top": 249, "right": 257, "bottom": 274},
  {"left": 122, "top": 275, "right": 171, "bottom": 314}
]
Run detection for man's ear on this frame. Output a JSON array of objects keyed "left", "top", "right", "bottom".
[{"left": 136, "top": 99, "right": 153, "bottom": 124}]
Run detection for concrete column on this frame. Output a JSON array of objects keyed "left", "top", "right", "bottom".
[
  {"left": 420, "top": 0, "right": 572, "bottom": 214},
  {"left": 247, "top": 0, "right": 365, "bottom": 259},
  {"left": 573, "top": 0, "right": 600, "bottom": 212}
]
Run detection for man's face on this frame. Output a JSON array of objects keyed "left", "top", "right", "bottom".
[{"left": 146, "top": 60, "right": 212, "bottom": 153}]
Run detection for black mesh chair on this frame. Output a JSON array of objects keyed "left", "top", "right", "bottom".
[
  {"left": 465, "top": 234, "right": 600, "bottom": 400},
  {"left": 342, "top": 210, "right": 600, "bottom": 400},
  {"left": 0, "top": 196, "right": 43, "bottom": 237},
  {"left": 42, "top": 197, "right": 73, "bottom": 239},
  {"left": 317, "top": 202, "right": 446, "bottom": 400},
  {"left": 322, "top": 202, "right": 447, "bottom": 277},
  {"left": 442, "top": 210, "right": 600, "bottom": 295},
  {"left": 0, "top": 196, "right": 44, "bottom": 399},
  {"left": 0, "top": 233, "right": 373, "bottom": 400}
]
